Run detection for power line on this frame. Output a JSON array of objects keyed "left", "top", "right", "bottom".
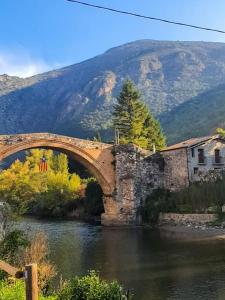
[{"left": 66, "top": 0, "right": 225, "bottom": 34}]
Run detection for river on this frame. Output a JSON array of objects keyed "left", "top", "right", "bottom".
[{"left": 18, "top": 217, "right": 225, "bottom": 300}]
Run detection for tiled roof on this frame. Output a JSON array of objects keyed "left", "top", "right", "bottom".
[{"left": 161, "top": 135, "right": 221, "bottom": 152}]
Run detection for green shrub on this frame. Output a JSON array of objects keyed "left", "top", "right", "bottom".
[
  {"left": 0, "top": 280, "right": 25, "bottom": 300},
  {"left": 0, "top": 230, "right": 29, "bottom": 261},
  {"left": 169, "top": 176, "right": 225, "bottom": 215},
  {"left": 58, "top": 271, "right": 133, "bottom": 300},
  {"left": 0, "top": 229, "right": 29, "bottom": 279},
  {"left": 32, "top": 189, "right": 78, "bottom": 218},
  {"left": 0, "top": 280, "right": 56, "bottom": 300},
  {"left": 142, "top": 176, "right": 225, "bottom": 224},
  {"left": 141, "top": 189, "right": 171, "bottom": 224}
]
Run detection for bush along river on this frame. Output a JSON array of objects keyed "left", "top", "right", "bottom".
[{"left": 18, "top": 217, "right": 225, "bottom": 300}]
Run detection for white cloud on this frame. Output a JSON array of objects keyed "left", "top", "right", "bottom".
[{"left": 0, "top": 50, "right": 63, "bottom": 78}]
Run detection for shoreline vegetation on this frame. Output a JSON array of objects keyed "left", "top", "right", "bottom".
[
  {"left": 0, "top": 229, "right": 133, "bottom": 300},
  {"left": 1, "top": 190, "right": 135, "bottom": 297},
  {"left": 142, "top": 172, "right": 225, "bottom": 226}
]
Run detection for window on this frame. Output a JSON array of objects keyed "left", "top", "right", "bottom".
[
  {"left": 194, "top": 167, "right": 198, "bottom": 174},
  {"left": 191, "top": 148, "right": 195, "bottom": 157},
  {"left": 215, "top": 149, "right": 221, "bottom": 164},
  {"left": 198, "top": 149, "right": 205, "bottom": 164}
]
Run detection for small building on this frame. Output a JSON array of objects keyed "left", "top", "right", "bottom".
[{"left": 160, "top": 135, "right": 225, "bottom": 190}]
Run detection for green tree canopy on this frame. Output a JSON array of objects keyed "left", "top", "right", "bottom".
[{"left": 113, "top": 79, "right": 166, "bottom": 150}]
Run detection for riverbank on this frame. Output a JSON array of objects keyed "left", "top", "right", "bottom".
[
  {"left": 158, "top": 212, "right": 225, "bottom": 240},
  {"left": 159, "top": 224, "right": 225, "bottom": 241}
]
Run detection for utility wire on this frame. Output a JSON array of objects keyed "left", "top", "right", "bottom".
[{"left": 66, "top": 0, "right": 225, "bottom": 34}]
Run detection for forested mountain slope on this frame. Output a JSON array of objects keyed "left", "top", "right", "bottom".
[
  {"left": 1, "top": 39, "right": 225, "bottom": 142},
  {"left": 160, "top": 83, "right": 225, "bottom": 144}
]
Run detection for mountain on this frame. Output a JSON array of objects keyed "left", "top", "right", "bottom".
[
  {"left": 160, "top": 83, "right": 225, "bottom": 144},
  {"left": 1, "top": 39, "right": 225, "bottom": 142}
]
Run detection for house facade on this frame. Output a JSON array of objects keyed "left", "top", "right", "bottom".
[{"left": 160, "top": 135, "right": 225, "bottom": 190}]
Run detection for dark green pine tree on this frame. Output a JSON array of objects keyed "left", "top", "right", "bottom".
[
  {"left": 113, "top": 79, "right": 166, "bottom": 150},
  {"left": 144, "top": 114, "right": 166, "bottom": 151}
]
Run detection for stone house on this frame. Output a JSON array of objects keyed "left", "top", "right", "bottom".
[{"left": 160, "top": 135, "right": 225, "bottom": 190}]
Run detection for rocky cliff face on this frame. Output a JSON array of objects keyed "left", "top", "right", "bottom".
[{"left": 1, "top": 39, "right": 225, "bottom": 142}]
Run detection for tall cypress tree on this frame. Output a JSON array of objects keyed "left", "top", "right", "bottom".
[{"left": 113, "top": 79, "right": 166, "bottom": 150}]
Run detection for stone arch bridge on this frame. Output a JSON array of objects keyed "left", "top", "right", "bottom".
[{"left": 0, "top": 133, "right": 151, "bottom": 226}]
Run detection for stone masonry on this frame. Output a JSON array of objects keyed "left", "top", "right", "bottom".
[{"left": 0, "top": 132, "right": 205, "bottom": 226}]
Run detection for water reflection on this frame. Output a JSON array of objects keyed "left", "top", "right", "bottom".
[{"left": 18, "top": 218, "right": 225, "bottom": 300}]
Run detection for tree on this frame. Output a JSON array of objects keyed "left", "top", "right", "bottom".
[
  {"left": 113, "top": 79, "right": 166, "bottom": 150},
  {"left": 216, "top": 128, "right": 225, "bottom": 137},
  {"left": 0, "top": 150, "right": 82, "bottom": 217},
  {"left": 144, "top": 115, "right": 166, "bottom": 151}
]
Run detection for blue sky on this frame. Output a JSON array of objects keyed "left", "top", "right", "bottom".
[{"left": 1, "top": 0, "right": 225, "bottom": 77}]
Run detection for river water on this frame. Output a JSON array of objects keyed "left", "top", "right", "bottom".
[{"left": 18, "top": 218, "right": 225, "bottom": 300}]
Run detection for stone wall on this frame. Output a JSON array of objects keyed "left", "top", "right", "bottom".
[
  {"left": 159, "top": 213, "right": 216, "bottom": 226},
  {"left": 137, "top": 149, "right": 190, "bottom": 209},
  {"left": 112, "top": 144, "right": 142, "bottom": 225},
  {"left": 108, "top": 145, "right": 192, "bottom": 225},
  {"left": 139, "top": 153, "right": 165, "bottom": 205},
  {"left": 162, "top": 148, "right": 189, "bottom": 191}
]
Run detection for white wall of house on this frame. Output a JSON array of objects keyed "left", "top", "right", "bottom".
[{"left": 187, "top": 138, "right": 225, "bottom": 182}]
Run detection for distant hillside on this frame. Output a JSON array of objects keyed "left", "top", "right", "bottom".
[
  {"left": 160, "top": 83, "right": 225, "bottom": 144},
  {"left": 1, "top": 39, "right": 225, "bottom": 142}
]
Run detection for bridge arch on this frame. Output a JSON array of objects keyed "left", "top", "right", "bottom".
[{"left": 0, "top": 134, "right": 116, "bottom": 216}]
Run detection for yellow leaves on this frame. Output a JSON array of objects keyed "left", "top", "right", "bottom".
[
  {"left": 68, "top": 174, "right": 81, "bottom": 192},
  {"left": 0, "top": 149, "right": 82, "bottom": 214},
  {"left": 45, "top": 171, "right": 81, "bottom": 193}
]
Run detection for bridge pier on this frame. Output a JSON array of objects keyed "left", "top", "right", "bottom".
[
  {"left": 101, "top": 194, "right": 138, "bottom": 226},
  {"left": 101, "top": 144, "right": 144, "bottom": 226}
]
